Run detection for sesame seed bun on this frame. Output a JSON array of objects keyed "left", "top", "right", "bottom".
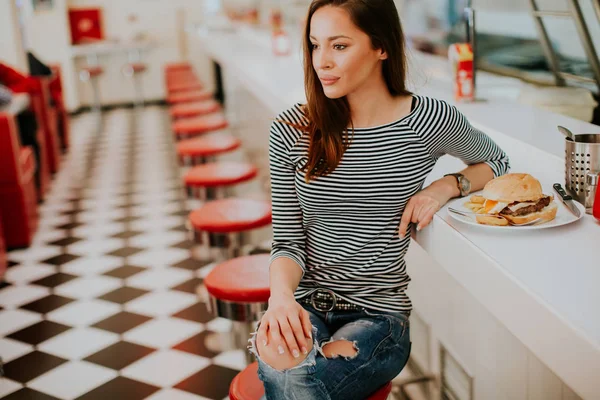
[{"left": 482, "top": 173, "right": 546, "bottom": 203}]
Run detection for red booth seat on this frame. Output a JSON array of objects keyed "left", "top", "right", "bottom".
[{"left": 0, "top": 114, "right": 39, "bottom": 248}]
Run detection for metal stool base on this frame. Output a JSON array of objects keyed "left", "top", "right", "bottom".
[{"left": 204, "top": 295, "right": 267, "bottom": 366}]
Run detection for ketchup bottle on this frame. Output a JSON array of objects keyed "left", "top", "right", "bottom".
[{"left": 593, "top": 182, "right": 600, "bottom": 220}]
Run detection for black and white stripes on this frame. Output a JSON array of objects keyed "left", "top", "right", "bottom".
[{"left": 268, "top": 95, "right": 510, "bottom": 312}]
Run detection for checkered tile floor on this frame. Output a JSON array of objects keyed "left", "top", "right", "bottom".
[{"left": 0, "top": 107, "right": 267, "bottom": 400}]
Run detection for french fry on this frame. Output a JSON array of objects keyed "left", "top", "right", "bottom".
[
  {"left": 470, "top": 195, "right": 485, "bottom": 204},
  {"left": 464, "top": 202, "right": 480, "bottom": 211}
]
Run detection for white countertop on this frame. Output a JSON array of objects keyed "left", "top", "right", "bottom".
[{"left": 196, "top": 26, "right": 600, "bottom": 398}]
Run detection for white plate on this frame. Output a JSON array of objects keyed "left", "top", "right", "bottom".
[{"left": 445, "top": 190, "right": 585, "bottom": 230}]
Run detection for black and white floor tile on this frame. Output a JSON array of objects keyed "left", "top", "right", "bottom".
[{"left": 0, "top": 107, "right": 269, "bottom": 400}]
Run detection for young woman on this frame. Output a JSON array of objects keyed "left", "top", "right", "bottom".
[{"left": 248, "top": 0, "right": 510, "bottom": 398}]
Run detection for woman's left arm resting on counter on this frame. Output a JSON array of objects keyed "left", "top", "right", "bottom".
[{"left": 398, "top": 100, "right": 510, "bottom": 237}]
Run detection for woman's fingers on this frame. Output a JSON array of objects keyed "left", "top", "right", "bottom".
[
  {"left": 257, "top": 317, "right": 269, "bottom": 346},
  {"left": 301, "top": 308, "right": 313, "bottom": 340},
  {"left": 398, "top": 200, "right": 414, "bottom": 237},
  {"left": 278, "top": 314, "right": 300, "bottom": 356},
  {"left": 411, "top": 203, "right": 424, "bottom": 223},
  {"left": 287, "top": 314, "right": 308, "bottom": 357},
  {"left": 416, "top": 204, "right": 437, "bottom": 230},
  {"left": 268, "top": 319, "right": 287, "bottom": 355}
]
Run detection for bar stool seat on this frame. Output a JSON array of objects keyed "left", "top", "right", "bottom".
[
  {"left": 81, "top": 66, "right": 103, "bottom": 78},
  {"left": 168, "top": 81, "right": 203, "bottom": 93},
  {"left": 167, "top": 89, "right": 213, "bottom": 104},
  {"left": 166, "top": 74, "right": 198, "bottom": 86},
  {"left": 173, "top": 113, "right": 228, "bottom": 139},
  {"left": 185, "top": 162, "right": 258, "bottom": 188},
  {"left": 125, "top": 63, "right": 147, "bottom": 74},
  {"left": 204, "top": 254, "right": 270, "bottom": 304},
  {"left": 170, "top": 99, "right": 220, "bottom": 118},
  {"left": 165, "top": 62, "right": 192, "bottom": 72},
  {"left": 166, "top": 70, "right": 196, "bottom": 80},
  {"left": 189, "top": 198, "right": 272, "bottom": 234},
  {"left": 177, "top": 135, "right": 241, "bottom": 166},
  {"left": 230, "top": 363, "right": 393, "bottom": 400}
]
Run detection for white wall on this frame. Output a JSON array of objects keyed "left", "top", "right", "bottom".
[
  {"left": 0, "top": 0, "right": 28, "bottom": 71},
  {"left": 67, "top": 0, "right": 212, "bottom": 108},
  {"left": 19, "top": 0, "right": 215, "bottom": 110},
  {"left": 19, "top": 0, "right": 80, "bottom": 110}
]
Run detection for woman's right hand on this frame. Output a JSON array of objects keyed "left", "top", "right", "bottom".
[{"left": 256, "top": 291, "right": 313, "bottom": 358}]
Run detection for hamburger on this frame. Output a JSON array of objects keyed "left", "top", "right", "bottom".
[{"left": 465, "top": 173, "right": 557, "bottom": 226}]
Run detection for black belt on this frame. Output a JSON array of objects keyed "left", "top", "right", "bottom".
[{"left": 299, "top": 288, "right": 362, "bottom": 312}]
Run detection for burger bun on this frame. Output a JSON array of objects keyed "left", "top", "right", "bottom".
[{"left": 482, "top": 173, "right": 545, "bottom": 203}]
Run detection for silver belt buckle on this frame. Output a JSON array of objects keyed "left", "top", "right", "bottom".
[{"left": 310, "top": 288, "right": 336, "bottom": 312}]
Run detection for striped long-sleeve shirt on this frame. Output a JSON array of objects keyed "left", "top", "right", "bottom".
[{"left": 268, "top": 95, "right": 510, "bottom": 312}]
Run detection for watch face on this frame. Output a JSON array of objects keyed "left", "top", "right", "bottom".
[{"left": 460, "top": 177, "right": 471, "bottom": 194}]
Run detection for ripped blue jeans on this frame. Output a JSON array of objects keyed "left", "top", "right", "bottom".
[{"left": 248, "top": 303, "right": 412, "bottom": 400}]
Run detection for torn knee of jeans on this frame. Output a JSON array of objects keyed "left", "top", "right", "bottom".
[
  {"left": 321, "top": 339, "right": 359, "bottom": 360},
  {"left": 247, "top": 326, "right": 320, "bottom": 373}
]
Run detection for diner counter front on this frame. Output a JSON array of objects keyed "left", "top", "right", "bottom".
[{"left": 191, "top": 26, "right": 600, "bottom": 399}]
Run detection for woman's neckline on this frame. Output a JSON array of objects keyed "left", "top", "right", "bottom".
[
  {"left": 294, "top": 94, "right": 421, "bottom": 131},
  {"left": 350, "top": 94, "right": 419, "bottom": 131}
]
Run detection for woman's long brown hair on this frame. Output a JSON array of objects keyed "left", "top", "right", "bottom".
[{"left": 297, "top": 0, "right": 411, "bottom": 183}]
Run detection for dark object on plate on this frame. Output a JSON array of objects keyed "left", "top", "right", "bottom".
[{"left": 553, "top": 183, "right": 581, "bottom": 218}]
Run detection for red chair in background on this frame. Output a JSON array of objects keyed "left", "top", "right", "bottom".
[
  {"left": 0, "top": 63, "right": 57, "bottom": 199},
  {"left": 30, "top": 76, "right": 61, "bottom": 174},
  {"left": 0, "top": 111, "right": 39, "bottom": 248}
]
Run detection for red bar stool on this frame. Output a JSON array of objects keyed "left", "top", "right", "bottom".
[
  {"left": 170, "top": 99, "right": 221, "bottom": 119},
  {"left": 164, "top": 61, "right": 192, "bottom": 73},
  {"left": 188, "top": 198, "right": 271, "bottom": 260},
  {"left": 167, "top": 89, "right": 213, "bottom": 104},
  {"left": 166, "top": 69, "right": 196, "bottom": 80},
  {"left": 79, "top": 66, "right": 104, "bottom": 113},
  {"left": 184, "top": 162, "right": 258, "bottom": 200},
  {"left": 230, "top": 363, "right": 393, "bottom": 400},
  {"left": 203, "top": 254, "right": 270, "bottom": 364},
  {"left": 177, "top": 134, "right": 241, "bottom": 166},
  {"left": 167, "top": 79, "right": 203, "bottom": 94},
  {"left": 172, "top": 113, "right": 229, "bottom": 141},
  {"left": 122, "top": 62, "right": 147, "bottom": 107}
]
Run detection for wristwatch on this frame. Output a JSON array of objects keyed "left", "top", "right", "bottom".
[{"left": 444, "top": 173, "right": 471, "bottom": 197}]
